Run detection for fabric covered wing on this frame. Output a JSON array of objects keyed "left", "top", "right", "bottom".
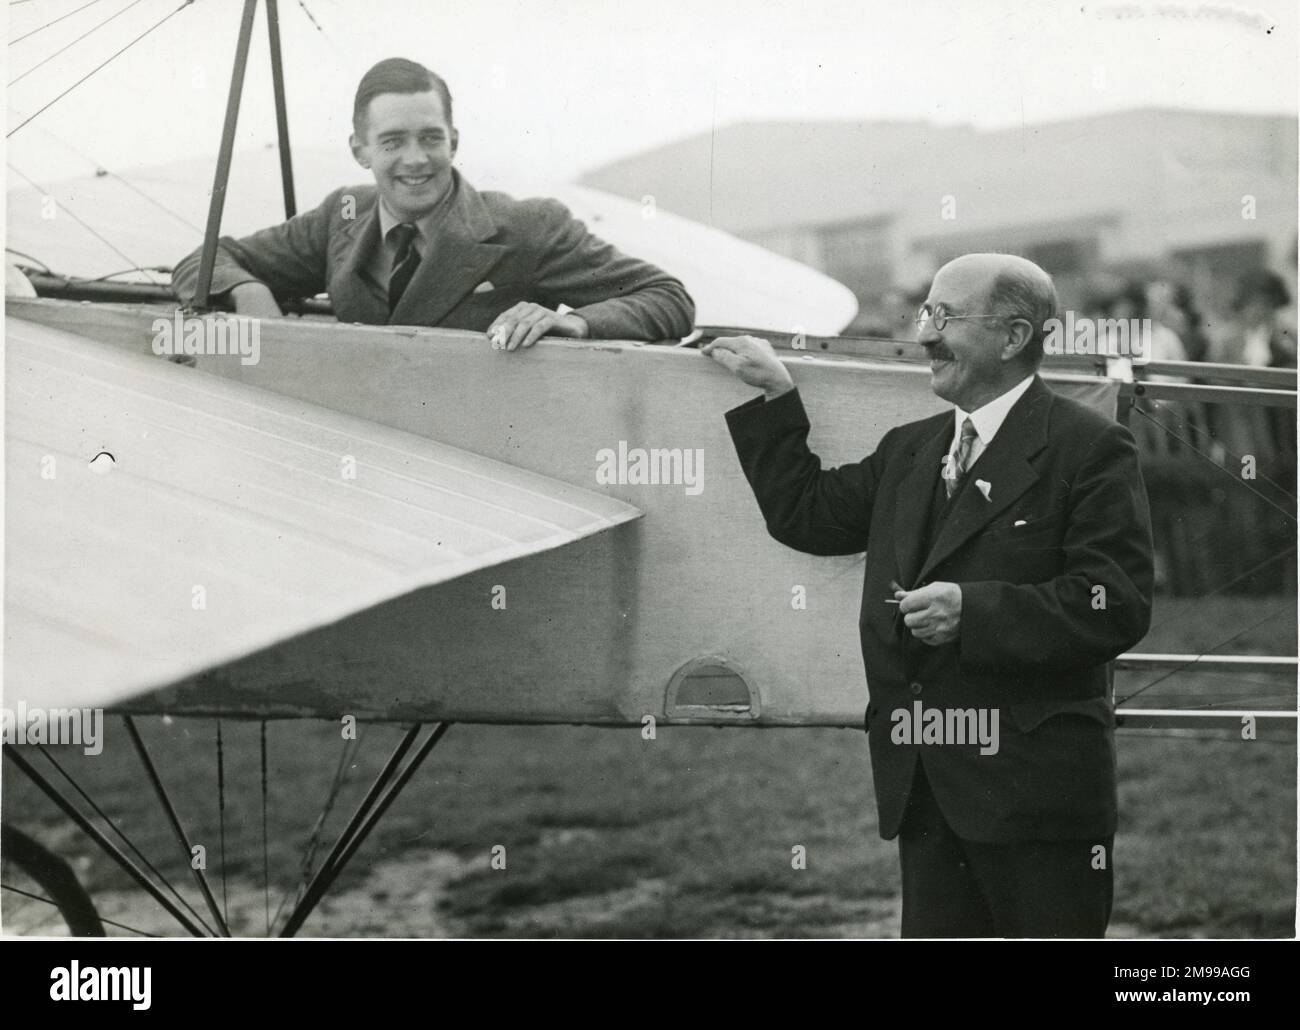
[{"left": 4, "top": 318, "right": 641, "bottom": 710}]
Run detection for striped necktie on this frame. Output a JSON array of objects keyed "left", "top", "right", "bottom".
[
  {"left": 945, "top": 417, "right": 978, "bottom": 499},
  {"left": 387, "top": 223, "right": 421, "bottom": 313}
]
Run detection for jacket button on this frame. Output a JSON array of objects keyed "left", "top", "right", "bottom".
[{"left": 909, "top": 681, "right": 923, "bottom": 695}]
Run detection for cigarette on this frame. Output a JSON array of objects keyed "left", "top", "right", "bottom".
[{"left": 884, "top": 599, "right": 900, "bottom": 605}]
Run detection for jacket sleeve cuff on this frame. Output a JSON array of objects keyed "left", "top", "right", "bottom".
[
  {"left": 207, "top": 275, "right": 264, "bottom": 300},
  {"left": 724, "top": 386, "right": 807, "bottom": 436},
  {"left": 568, "top": 303, "right": 622, "bottom": 340},
  {"left": 568, "top": 298, "right": 695, "bottom": 344}
]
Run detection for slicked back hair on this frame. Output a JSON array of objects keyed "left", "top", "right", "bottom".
[
  {"left": 352, "top": 58, "right": 453, "bottom": 138},
  {"left": 987, "top": 264, "right": 1058, "bottom": 367}
]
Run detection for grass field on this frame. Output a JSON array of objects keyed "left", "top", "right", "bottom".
[{"left": 2, "top": 596, "right": 1295, "bottom": 938}]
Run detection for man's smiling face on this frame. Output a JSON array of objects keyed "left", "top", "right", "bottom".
[
  {"left": 351, "top": 90, "right": 458, "bottom": 222},
  {"left": 917, "top": 259, "right": 1012, "bottom": 412}
]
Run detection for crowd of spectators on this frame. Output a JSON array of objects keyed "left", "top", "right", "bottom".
[
  {"left": 1086, "top": 270, "right": 1296, "bottom": 596},
  {"left": 1085, "top": 269, "right": 1296, "bottom": 370}
]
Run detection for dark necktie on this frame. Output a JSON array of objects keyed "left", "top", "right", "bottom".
[
  {"left": 387, "top": 223, "right": 421, "bottom": 313},
  {"left": 944, "top": 417, "right": 978, "bottom": 499}
]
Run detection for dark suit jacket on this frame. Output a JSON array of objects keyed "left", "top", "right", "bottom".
[
  {"left": 726, "top": 375, "right": 1154, "bottom": 843},
  {"left": 170, "top": 171, "right": 695, "bottom": 341}
]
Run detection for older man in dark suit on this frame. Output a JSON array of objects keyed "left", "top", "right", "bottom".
[
  {"left": 171, "top": 58, "right": 694, "bottom": 347},
  {"left": 705, "top": 253, "right": 1154, "bottom": 937}
]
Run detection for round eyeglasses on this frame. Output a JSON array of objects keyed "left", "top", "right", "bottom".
[{"left": 915, "top": 303, "right": 1009, "bottom": 333}]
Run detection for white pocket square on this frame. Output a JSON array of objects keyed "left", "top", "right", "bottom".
[
  {"left": 975, "top": 479, "right": 992, "bottom": 501},
  {"left": 1014, "top": 519, "right": 1028, "bottom": 527},
  {"left": 472, "top": 281, "right": 496, "bottom": 294}
]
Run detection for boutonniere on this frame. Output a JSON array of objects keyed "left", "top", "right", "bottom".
[{"left": 975, "top": 479, "right": 992, "bottom": 502}]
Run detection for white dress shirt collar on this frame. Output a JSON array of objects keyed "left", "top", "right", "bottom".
[{"left": 953, "top": 374, "right": 1036, "bottom": 450}]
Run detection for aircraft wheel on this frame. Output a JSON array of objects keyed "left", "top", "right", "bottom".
[{"left": 1, "top": 823, "right": 105, "bottom": 936}]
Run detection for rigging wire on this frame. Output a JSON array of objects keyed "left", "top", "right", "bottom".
[
  {"left": 1130, "top": 404, "right": 1297, "bottom": 521},
  {"left": 1117, "top": 729, "right": 1294, "bottom": 745},
  {"left": 83, "top": 266, "right": 173, "bottom": 281},
  {"left": 1138, "top": 394, "right": 1298, "bottom": 507},
  {"left": 270, "top": 726, "right": 363, "bottom": 933},
  {"left": 5, "top": 162, "right": 161, "bottom": 283},
  {"left": 216, "top": 719, "right": 229, "bottom": 931},
  {"left": 92, "top": 267, "right": 173, "bottom": 280},
  {"left": 260, "top": 720, "right": 271, "bottom": 937},
  {"left": 8, "top": 0, "right": 107, "bottom": 47},
  {"left": 1117, "top": 600, "right": 1297, "bottom": 708},
  {"left": 1138, "top": 545, "right": 1296, "bottom": 639},
  {"left": 292, "top": 0, "right": 342, "bottom": 59},
  {"left": 295, "top": 0, "right": 325, "bottom": 34},
  {"left": 7, "top": 0, "right": 194, "bottom": 139},
  {"left": 1115, "top": 671, "right": 1296, "bottom": 712},
  {"left": 0, "top": 881, "right": 54, "bottom": 931},
  {"left": 0, "top": 884, "right": 160, "bottom": 936},
  {"left": 34, "top": 742, "right": 215, "bottom": 935},
  {"left": 9, "top": 0, "right": 149, "bottom": 85},
  {"left": 1119, "top": 668, "right": 1296, "bottom": 691},
  {"left": 4, "top": 246, "right": 53, "bottom": 273},
  {"left": 27, "top": 121, "right": 204, "bottom": 232},
  {"left": 1142, "top": 695, "right": 1295, "bottom": 710}
]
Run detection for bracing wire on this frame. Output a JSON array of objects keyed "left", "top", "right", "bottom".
[
  {"left": 0, "top": 884, "right": 160, "bottom": 936},
  {"left": 1130, "top": 404, "right": 1297, "bottom": 521},
  {"left": 7, "top": 0, "right": 194, "bottom": 138},
  {"left": 9, "top": 0, "right": 149, "bottom": 85},
  {"left": 8, "top": 0, "right": 108, "bottom": 47},
  {"left": 5, "top": 162, "right": 161, "bottom": 283},
  {"left": 260, "top": 720, "right": 270, "bottom": 937},
  {"left": 270, "top": 726, "right": 363, "bottom": 933},
  {"left": 216, "top": 719, "right": 229, "bottom": 930},
  {"left": 1140, "top": 545, "right": 1296, "bottom": 639},
  {"left": 295, "top": 0, "right": 325, "bottom": 34},
  {"left": 1117, "top": 600, "right": 1298, "bottom": 708},
  {"left": 34, "top": 742, "right": 214, "bottom": 934},
  {"left": 28, "top": 121, "right": 204, "bottom": 232},
  {"left": 1118, "top": 729, "right": 1294, "bottom": 745},
  {"left": 1137, "top": 394, "right": 1298, "bottom": 506},
  {"left": 4, "top": 246, "right": 53, "bottom": 273}
]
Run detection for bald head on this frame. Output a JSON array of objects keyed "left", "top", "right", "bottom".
[
  {"left": 938, "top": 253, "right": 1058, "bottom": 366},
  {"left": 919, "top": 253, "right": 1058, "bottom": 410}
]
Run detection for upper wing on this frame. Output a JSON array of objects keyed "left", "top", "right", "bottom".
[{"left": 4, "top": 318, "right": 641, "bottom": 710}]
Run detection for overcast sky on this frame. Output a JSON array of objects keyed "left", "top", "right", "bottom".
[{"left": 4, "top": 0, "right": 1298, "bottom": 189}]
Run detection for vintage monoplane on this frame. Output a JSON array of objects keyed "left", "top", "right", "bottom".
[{"left": 3, "top": 0, "right": 1295, "bottom": 936}]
